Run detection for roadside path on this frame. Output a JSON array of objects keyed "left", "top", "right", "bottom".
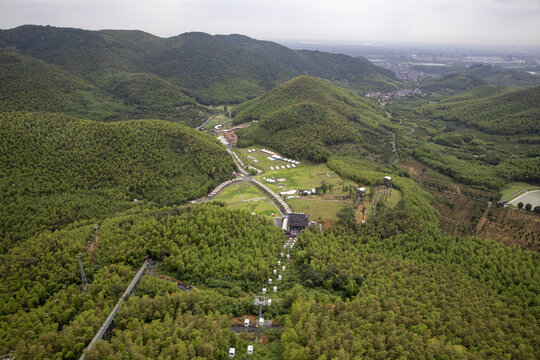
[{"left": 197, "top": 114, "right": 216, "bottom": 130}]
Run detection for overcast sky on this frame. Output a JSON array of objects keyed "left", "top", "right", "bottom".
[{"left": 1, "top": 0, "right": 539, "bottom": 46}]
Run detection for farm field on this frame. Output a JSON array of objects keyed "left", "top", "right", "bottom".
[
  {"left": 400, "top": 160, "right": 496, "bottom": 199},
  {"left": 214, "top": 182, "right": 279, "bottom": 217},
  {"left": 429, "top": 190, "right": 483, "bottom": 237},
  {"left": 477, "top": 206, "right": 540, "bottom": 251}
]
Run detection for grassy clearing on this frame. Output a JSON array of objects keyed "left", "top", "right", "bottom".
[
  {"left": 501, "top": 182, "right": 540, "bottom": 200},
  {"left": 256, "top": 163, "right": 348, "bottom": 191},
  {"left": 509, "top": 190, "right": 540, "bottom": 208},
  {"left": 214, "top": 182, "right": 279, "bottom": 217},
  {"left": 289, "top": 198, "right": 348, "bottom": 222},
  {"left": 204, "top": 114, "right": 232, "bottom": 130},
  {"left": 235, "top": 146, "right": 303, "bottom": 172},
  {"left": 356, "top": 188, "right": 402, "bottom": 222}
]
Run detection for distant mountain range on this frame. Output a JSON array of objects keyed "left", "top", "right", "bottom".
[{"left": 0, "top": 25, "right": 402, "bottom": 106}]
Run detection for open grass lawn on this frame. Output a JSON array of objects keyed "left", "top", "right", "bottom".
[
  {"left": 204, "top": 114, "right": 232, "bottom": 130},
  {"left": 356, "top": 187, "right": 402, "bottom": 222},
  {"left": 509, "top": 190, "right": 540, "bottom": 208},
  {"left": 257, "top": 163, "right": 349, "bottom": 192},
  {"left": 289, "top": 198, "right": 349, "bottom": 222},
  {"left": 214, "top": 182, "right": 279, "bottom": 217},
  {"left": 501, "top": 182, "right": 540, "bottom": 201},
  {"left": 236, "top": 146, "right": 305, "bottom": 172}
]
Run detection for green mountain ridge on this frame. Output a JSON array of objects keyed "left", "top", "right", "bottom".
[
  {"left": 0, "top": 25, "right": 402, "bottom": 104},
  {"left": 463, "top": 63, "right": 540, "bottom": 87},
  {"left": 420, "top": 85, "right": 540, "bottom": 135},
  {"left": 420, "top": 73, "right": 486, "bottom": 94},
  {"left": 0, "top": 112, "right": 235, "bottom": 251},
  {"left": 0, "top": 51, "right": 128, "bottom": 120},
  {"left": 235, "top": 76, "right": 392, "bottom": 162}
]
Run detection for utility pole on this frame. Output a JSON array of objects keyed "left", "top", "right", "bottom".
[
  {"left": 76, "top": 254, "right": 88, "bottom": 293},
  {"left": 254, "top": 295, "right": 271, "bottom": 342}
]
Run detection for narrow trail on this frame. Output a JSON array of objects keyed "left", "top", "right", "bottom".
[
  {"left": 390, "top": 132, "right": 400, "bottom": 166},
  {"left": 197, "top": 113, "right": 216, "bottom": 130},
  {"left": 475, "top": 201, "right": 492, "bottom": 234},
  {"left": 87, "top": 234, "right": 98, "bottom": 264}
]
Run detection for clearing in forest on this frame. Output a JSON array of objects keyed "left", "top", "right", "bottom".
[{"left": 214, "top": 182, "right": 280, "bottom": 217}]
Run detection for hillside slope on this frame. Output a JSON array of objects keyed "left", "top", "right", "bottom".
[
  {"left": 464, "top": 64, "right": 540, "bottom": 87},
  {"left": 0, "top": 51, "right": 128, "bottom": 120},
  {"left": 0, "top": 25, "right": 402, "bottom": 104},
  {"left": 234, "top": 76, "right": 391, "bottom": 162},
  {"left": 420, "top": 73, "right": 486, "bottom": 94},
  {"left": 420, "top": 85, "right": 540, "bottom": 134},
  {"left": 0, "top": 112, "right": 235, "bottom": 251},
  {"left": 0, "top": 50, "right": 211, "bottom": 125}
]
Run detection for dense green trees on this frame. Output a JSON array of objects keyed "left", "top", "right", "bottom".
[
  {"left": 420, "top": 86, "right": 540, "bottom": 135},
  {"left": 0, "top": 204, "right": 286, "bottom": 359},
  {"left": 281, "top": 226, "right": 539, "bottom": 359},
  {"left": 235, "top": 76, "right": 392, "bottom": 162},
  {"left": 0, "top": 51, "right": 212, "bottom": 125},
  {"left": 0, "top": 51, "right": 128, "bottom": 121},
  {"left": 0, "top": 25, "right": 401, "bottom": 104},
  {"left": 0, "top": 112, "right": 235, "bottom": 250}
]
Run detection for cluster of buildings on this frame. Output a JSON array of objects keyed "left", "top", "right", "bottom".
[
  {"left": 365, "top": 88, "right": 423, "bottom": 104},
  {"left": 378, "top": 63, "right": 428, "bottom": 83}
]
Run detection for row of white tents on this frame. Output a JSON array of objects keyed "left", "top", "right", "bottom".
[
  {"left": 260, "top": 149, "right": 300, "bottom": 165},
  {"left": 270, "top": 164, "right": 295, "bottom": 170}
]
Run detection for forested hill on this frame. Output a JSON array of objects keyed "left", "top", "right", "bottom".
[
  {"left": 235, "top": 76, "right": 392, "bottom": 162},
  {"left": 0, "top": 51, "right": 131, "bottom": 120},
  {"left": 0, "top": 50, "right": 210, "bottom": 126},
  {"left": 0, "top": 25, "right": 401, "bottom": 104},
  {"left": 420, "top": 73, "right": 486, "bottom": 94},
  {"left": 0, "top": 112, "right": 236, "bottom": 251},
  {"left": 463, "top": 63, "right": 540, "bottom": 87},
  {"left": 420, "top": 85, "right": 540, "bottom": 134}
]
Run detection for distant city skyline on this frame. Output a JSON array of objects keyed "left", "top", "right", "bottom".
[{"left": 1, "top": 0, "right": 539, "bottom": 47}]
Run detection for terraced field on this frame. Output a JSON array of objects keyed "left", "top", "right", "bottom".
[
  {"left": 477, "top": 206, "right": 540, "bottom": 251},
  {"left": 431, "top": 191, "right": 481, "bottom": 236}
]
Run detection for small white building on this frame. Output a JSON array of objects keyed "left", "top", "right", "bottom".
[
  {"left": 269, "top": 278, "right": 272, "bottom": 284},
  {"left": 244, "top": 319, "right": 250, "bottom": 327},
  {"left": 229, "top": 348, "right": 235, "bottom": 358},
  {"left": 273, "top": 286, "right": 277, "bottom": 292},
  {"left": 262, "top": 287, "right": 266, "bottom": 294},
  {"left": 247, "top": 345, "right": 254, "bottom": 355}
]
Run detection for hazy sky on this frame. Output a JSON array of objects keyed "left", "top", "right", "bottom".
[{"left": 1, "top": 0, "right": 539, "bottom": 46}]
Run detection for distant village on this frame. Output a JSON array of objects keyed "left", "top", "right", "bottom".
[{"left": 364, "top": 88, "right": 424, "bottom": 104}]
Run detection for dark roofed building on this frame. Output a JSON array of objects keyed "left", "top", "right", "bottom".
[{"left": 287, "top": 213, "right": 309, "bottom": 235}]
